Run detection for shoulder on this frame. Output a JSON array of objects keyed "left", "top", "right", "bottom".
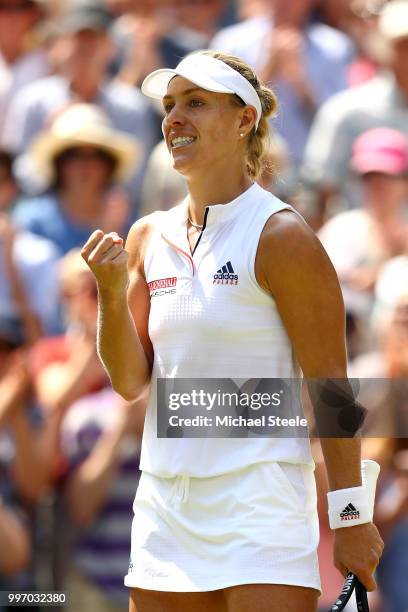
[
  {"left": 259, "top": 208, "right": 320, "bottom": 257},
  {"left": 125, "top": 211, "right": 166, "bottom": 272},
  {"left": 126, "top": 210, "right": 164, "bottom": 241},
  {"left": 256, "top": 209, "right": 338, "bottom": 294}
]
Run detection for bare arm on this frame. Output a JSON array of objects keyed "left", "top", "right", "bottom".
[
  {"left": 256, "top": 210, "right": 383, "bottom": 589},
  {"left": 256, "top": 211, "right": 361, "bottom": 484},
  {"left": 64, "top": 395, "right": 145, "bottom": 527},
  {"left": 0, "top": 353, "right": 48, "bottom": 502},
  {"left": 0, "top": 215, "right": 43, "bottom": 345},
  {"left": 9, "top": 409, "right": 50, "bottom": 503},
  {"left": 64, "top": 425, "right": 125, "bottom": 527},
  {"left": 81, "top": 219, "right": 155, "bottom": 400},
  {"left": 0, "top": 503, "right": 30, "bottom": 575}
]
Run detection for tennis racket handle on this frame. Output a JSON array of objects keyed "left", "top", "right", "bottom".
[
  {"left": 329, "top": 573, "right": 369, "bottom": 612},
  {"left": 330, "top": 572, "right": 357, "bottom": 611}
]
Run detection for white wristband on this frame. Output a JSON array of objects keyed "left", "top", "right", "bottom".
[{"left": 327, "top": 460, "right": 380, "bottom": 530}]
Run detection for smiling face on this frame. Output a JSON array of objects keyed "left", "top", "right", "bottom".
[{"left": 161, "top": 76, "right": 255, "bottom": 179}]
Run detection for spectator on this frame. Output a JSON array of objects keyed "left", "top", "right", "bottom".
[
  {"left": 0, "top": 0, "right": 51, "bottom": 142},
  {"left": 316, "top": 0, "right": 387, "bottom": 87},
  {"left": 318, "top": 128, "right": 408, "bottom": 329},
  {"left": 211, "top": 0, "right": 353, "bottom": 168},
  {"left": 12, "top": 103, "right": 139, "bottom": 255},
  {"left": 0, "top": 309, "right": 52, "bottom": 503},
  {"left": 302, "top": 0, "right": 408, "bottom": 214},
  {"left": 2, "top": 0, "right": 156, "bottom": 211},
  {"left": 349, "top": 296, "right": 408, "bottom": 440},
  {"left": 60, "top": 389, "right": 144, "bottom": 611},
  {"left": 0, "top": 214, "right": 60, "bottom": 337},
  {"left": 169, "top": 0, "right": 229, "bottom": 39},
  {"left": 373, "top": 438, "right": 408, "bottom": 612},
  {"left": 0, "top": 311, "right": 48, "bottom": 608},
  {"left": 112, "top": 0, "right": 216, "bottom": 91}
]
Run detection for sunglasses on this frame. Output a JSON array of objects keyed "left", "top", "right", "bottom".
[{"left": 0, "top": 1, "right": 36, "bottom": 12}]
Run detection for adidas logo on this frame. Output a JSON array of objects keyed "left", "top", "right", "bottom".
[
  {"left": 340, "top": 503, "right": 360, "bottom": 521},
  {"left": 213, "top": 261, "right": 239, "bottom": 285}
]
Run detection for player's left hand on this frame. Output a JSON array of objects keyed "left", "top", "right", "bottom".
[{"left": 333, "top": 522, "right": 384, "bottom": 591}]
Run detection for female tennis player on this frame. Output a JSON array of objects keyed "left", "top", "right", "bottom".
[{"left": 81, "top": 51, "right": 384, "bottom": 612}]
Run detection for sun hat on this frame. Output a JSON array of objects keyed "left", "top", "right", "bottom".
[
  {"left": 141, "top": 52, "right": 262, "bottom": 130},
  {"left": 379, "top": 0, "right": 408, "bottom": 41},
  {"left": 28, "top": 103, "right": 140, "bottom": 185},
  {"left": 351, "top": 127, "right": 408, "bottom": 176}
]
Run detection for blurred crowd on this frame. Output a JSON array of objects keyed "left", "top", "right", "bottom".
[{"left": 0, "top": 0, "right": 407, "bottom": 611}]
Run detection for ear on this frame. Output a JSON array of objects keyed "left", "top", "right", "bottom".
[{"left": 238, "top": 106, "right": 257, "bottom": 134}]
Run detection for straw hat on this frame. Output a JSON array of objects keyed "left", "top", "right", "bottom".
[{"left": 28, "top": 103, "right": 140, "bottom": 185}]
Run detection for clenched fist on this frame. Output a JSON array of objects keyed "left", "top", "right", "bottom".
[{"left": 81, "top": 229, "right": 129, "bottom": 295}]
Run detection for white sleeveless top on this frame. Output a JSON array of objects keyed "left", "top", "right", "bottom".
[{"left": 140, "top": 183, "right": 313, "bottom": 477}]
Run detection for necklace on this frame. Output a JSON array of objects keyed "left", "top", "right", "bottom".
[{"left": 188, "top": 216, "right": 203, "bottom": 231}]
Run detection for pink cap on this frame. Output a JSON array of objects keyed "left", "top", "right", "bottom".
[{"left": 351, "top": 128, "right": 408, "bottom": 176}]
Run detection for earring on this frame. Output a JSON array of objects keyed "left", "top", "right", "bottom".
[{"left": 240, "top": 133, "right": 244, "bottom": 138}]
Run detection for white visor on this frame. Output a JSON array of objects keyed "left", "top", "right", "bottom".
[{"left": 141, "top": 53, "right": 262, "bottom": 130}]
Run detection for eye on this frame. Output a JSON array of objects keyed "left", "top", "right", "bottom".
[
  {"left": 163, "top": 103, "right": 174, "bottom": 114},
  {"left": 189, "top": 99, "right": 204, "bottom": 108}
]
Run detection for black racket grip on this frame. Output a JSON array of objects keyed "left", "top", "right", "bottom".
[
  {"left": 329, "top": 572, "right": 369, "bottom": 611},
  {"left": 355, "top": 578, "right": 369, "bottom": 611}
]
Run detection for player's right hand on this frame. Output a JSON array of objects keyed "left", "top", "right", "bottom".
[{"left": 81, "top": 229, "right": 129, "bottom": 295}]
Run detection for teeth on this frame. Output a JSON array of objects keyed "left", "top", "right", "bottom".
[{"left": 171, "top": 136, "right": 195, "bottom": 148}]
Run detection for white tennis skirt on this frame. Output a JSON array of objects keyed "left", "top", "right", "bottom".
[{"left": 124, "top": 461, "right": 321, "bottom": 593}]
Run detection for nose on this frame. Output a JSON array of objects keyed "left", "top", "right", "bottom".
[{"left": 162, "top": 103, "right": 187, "bottom": 135}]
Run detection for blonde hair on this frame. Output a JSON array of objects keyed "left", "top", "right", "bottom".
[{"left": 202, "top": 50, "right": 278, "bottom": 181}]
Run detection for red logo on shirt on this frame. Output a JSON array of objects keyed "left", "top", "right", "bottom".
[
  {"left": 148, "top": 277, "right": 177, "bottom": 292},
  {"left": 147, "top": 276, "right": 177, "bottom": 297}
]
